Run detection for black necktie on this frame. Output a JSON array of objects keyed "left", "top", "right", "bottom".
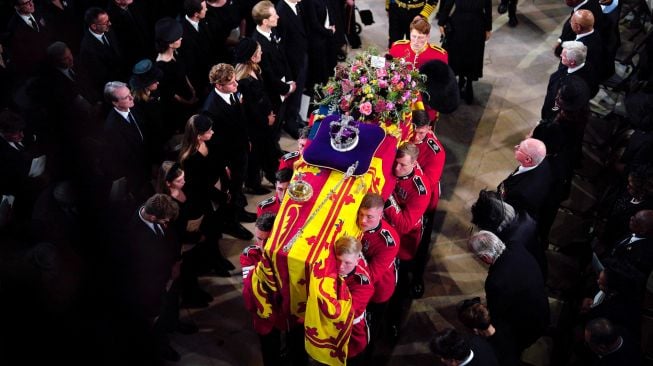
[
  {"left": 28, "top": 17, "right": 39, "bottom": 32},
  {"left": 128, "top": 112, "right": 144, "bottom": 140},
  {"left": 101, "top": 34, "right": 110, "bottom": 47},
  {"left": 296, "top": 4, "right": 303, "bottom": 17},
  {"left": 230, "top": 93, "right": 237, "bottom": 105},
  {"left": 154, "top": 224, "right": 163, "bottom": 236}
]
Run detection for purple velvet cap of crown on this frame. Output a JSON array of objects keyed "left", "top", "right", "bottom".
[{"left": 303, "top": 114, "right": 385, "bottom": 176}]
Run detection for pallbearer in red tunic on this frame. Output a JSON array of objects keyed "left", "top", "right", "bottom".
[
  {"left": 240, "top": 213, "right": 283, "bottom": 366},
  {"left": 409, "top": 110, "right": 446, "bottom": 298},
  {"left": 357, "top": 193, "right": 400, "bottom": 349},
  {"left": 335, "top": 236, "right": 374, "bottom": 364},
  {"left": 383, "top": 142, "right": 430, "bottom": 339},
  {"left": 277, "top": 126, "right": 311, "bottom": 171},
  {"left": 257, "top": 168, "right": 293, "bottom": 217}
]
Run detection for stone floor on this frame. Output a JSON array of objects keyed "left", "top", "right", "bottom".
[{"left": 169, "top": 0, "right": 583, "bottom": 364}]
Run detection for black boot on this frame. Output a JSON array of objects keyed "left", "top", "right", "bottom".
[{"left": 464, "top": 78, "right": 474, "bottom": 104}]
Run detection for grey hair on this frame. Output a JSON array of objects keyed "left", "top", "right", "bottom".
[
  {"left": 468, "top": 230, "right": 506, "bottom": 263},
  {"left": 562, "top": 41, "right": 587, "bottom": 65},
  {"left": 104, "top": 81, "right": 128, "bottom": 103},
  {"left": 494, "top": 199, "right": 516, "bottom": 233},
  {"left": 520, "top": 138, "right": 547, "bottom": 165}
]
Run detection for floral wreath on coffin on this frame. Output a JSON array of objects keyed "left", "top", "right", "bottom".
[{"left": 313, "top": 48, "right": 427, "bottom": 125}]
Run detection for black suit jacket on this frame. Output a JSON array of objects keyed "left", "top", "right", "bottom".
[
  {"left": 179, "top": 18, "right": 215, "bottom": 95},
  {"left": 577, "top": 31, "right": 603, "bottom": 80},
  {"left": 541, "top": 65, "right": 595, "bottom": 120},
  {"left": 102, "top": 108, "right": 148, "bottom": 188},
  {"left": 107, "top": 1, "right": 151, "bottom": 66},
  {"left": 201, "top": 90, "right": 250, "bottom": 153},
  {"left": 485, "top": 246, "right": 550, "bottom": 351},
  {"left": 610, "top": 236, "right": 653, "bottom": 276},
  {"left": 6, "top": 11, "right": 50, "bottom": 77},
  {"left": 497, "top": 210, "right": 547, "bottom": 276},
  {"left": 467, "top": 335, "right": 500, "bottom": 366},
  {"left": 77, "top": 29, "right": 126, "bottom": 102},
  {"left": 275, "top": 1, "right": 308, "bottom": 79},
  {"left": 252, "top": 29, "right": 292, "bottom": 108},
  {"left": 498, "top": 160, "right": 553, "bottom": 220},
  {"left": 556, "top": 0, "right": 604, "bottom": 56},
  {"left": 0, "top": 137, "right": 33, "bottom": 195}
]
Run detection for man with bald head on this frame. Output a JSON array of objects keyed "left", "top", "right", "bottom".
[
  {"left": 498, "top": 138, "right": 553, "bottom": 220},
  {"left": 566, "top": 10, "right": 603, "bottom": 79},
  {"left": 554, "top": 0, "right": 603, "bottom": 57}
]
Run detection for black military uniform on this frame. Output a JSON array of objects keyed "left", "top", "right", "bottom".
[{"left": 386, "top": 0, "right": 437, "bottom": 46}]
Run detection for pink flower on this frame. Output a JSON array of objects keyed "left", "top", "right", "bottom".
[
  {"left": 376, "top": 68, "right": 387, "bottom": 78},
  {"left": 391, "top": 74, "right": 401, "bottom": 85},
  {"left": 360, "top": 76, "right": 368, "bottom": 84},
  {"left": 406, "top": 74, "right": 412, "bottom": 82},
  {"left": 378, "top": 80, "right": 388, "bottom": 88},
  {"left": 326, "top": 86, "right": 335, "bottom": 94},
  {"left": 340, "top": 99, "right": 350, "bottom": 111},
  {"left": 374, "top": 100, "right": 386, "bottom": 113},
  {"left": 386, "top": 102, "right": 395, "bottom": 110},
  {"left": 359, "top": 101, "right": 372, "bottom": 116},
  {"left": 341, "top": 79, "right": 354, "bottom": 94}
]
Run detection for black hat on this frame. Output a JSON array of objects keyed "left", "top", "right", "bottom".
[
  {"left": 557, "top": 76, "right": 590, "bottom": 112},
  {"left": 129, "top": 59, "right": 163, "bottom": 89},
  {"left": 419, "top": 60, "right": 459, "bottom": 114},
  {"left": 155, "top": 17, "right": 183, "bottom": 44},
  {"left": 193, "top": 114, "right": 213, "bottom": 133},
  {"left": 234, "top": 38, "right": 258, "bottom": 64}
]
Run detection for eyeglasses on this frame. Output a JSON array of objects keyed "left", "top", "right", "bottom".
[
  {"left": 514, "top": 144, "right": 533, "bottom": 161},
  {"left": 17, "top": 0, "right": 33, "bottom": 5},
  {"left": 116, "top": 93, "right": 133, "bottom": 101}
]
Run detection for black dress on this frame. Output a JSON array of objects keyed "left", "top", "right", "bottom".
[
  {"left": 437, "top": 0, "right": 492, "bottom": 80},
  {"left": 157, "top": 57, "right": 195, "bottom": 131}
]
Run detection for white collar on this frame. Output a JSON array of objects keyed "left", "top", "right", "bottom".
[
  {"left": 515, "top": 163, "right": 539, "bottom": 175},
  {"left": 567, "top": 62, "right": 585, "bottom": 73},
  {"left": 256, "top": 26, "right": 272, "bottom": 41},
  {"left": 575, "top": 29, "right": 594, "bottom": 40},
  {"left": 574, "top": 0, "right": 588, "bottom": 11},
  {"left": 602, "top": 0, "right": 619, "bottom": 13},
  {"left": 89, "top": 28, "right": 105, "bottom": 43},
  {"left": 214, "top": 88, "right": 233, "bottom": 105},
  {"left": 284, "top": 0, "right": 298, "bottom": 14},
  {"left": 185, "top": 15, "right": 200, "bottom": 32},
  {"left": 113, "top": 107, "right": 131, "bottom": 121},
  {"left": 138, "top": 206, "right": 159, "bottom": 234},
  {"left": 17, "top": 12, "right": 36, "bottom": 27},
  {"left": 459, "top": 350, "right": 474, "bottom": 366}
]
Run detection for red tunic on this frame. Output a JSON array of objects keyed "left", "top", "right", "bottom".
[
  {"left": 344, "top": 262, "right": 374, "bottom": 358},
  {"left": 414, "top": 131, "right": 445, "bottom": 212},
  {"left": 384, "top": 167, "right": 430, "bottom": 260},
  {"left": 278, "top": 150, "right": 300, "bottom": 171},
  {"left": 361, "top": 221, "right": 400, "bottom": 303},
  {"left": 256, "top": 195, "right": 281, "bottom": 217},
  {"left": 241, "top": 245, "right": 280, "bottom": 335},
  {"left": 388, "top": 40, "right": 448, "bottom": 70}
]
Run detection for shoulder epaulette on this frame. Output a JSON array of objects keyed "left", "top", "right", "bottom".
[
  {"left": 380, "top": 229, "right": 396, "bottom": 247},
  {"left": 242, "top": 244, "right": 260, "bottom": 256},
  {"left": 427, "top": 138, "right": 441, "bottom": 153},
  {"left": 258, "top": 196, "right": 276, "bottom": 207},
  {"left": 429, "top": 44, "right": 447, "bottom": 53},
  {"left": 392, "top": 39, "right": 411, "bottom": 46},
  {"left": 353, "top": 272, "right": 371, "bottom": 285},
  {"left": 413, "top": 175, "right": 427, "bottom": 195},
  {"left": 282, "top": 150, "right": 300, "bottom": 161}
]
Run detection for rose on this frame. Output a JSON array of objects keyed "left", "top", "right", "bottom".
[
  {"left": 378, "top": 80, "right": 388, "bottom": 89},
  {"left": 376, "top": 68, "right": 387, "bottom": 78},
  {"left": 374, "top": 100, "right": 386, "bottom": 113},
  {"left": 360, "top": 76, "right": 368, "bottom": 84},
  {"left": 340, "top": 98, "right": 350, "bottom": 111},
  {"left": 391, "top": 74, "right": 401, "bottom": 85},
  {"left": 326, "top": 86, "right": 335, "bottom": 94},
  {"left": 359, "top": 101, "right": 372, "bottom": 116}
]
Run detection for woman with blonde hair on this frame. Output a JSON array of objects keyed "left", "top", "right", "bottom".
[{"left": 234, "top": 37, "right": 280, "bottom": 191}]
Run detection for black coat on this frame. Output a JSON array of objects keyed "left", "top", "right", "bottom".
[
  {"left": 485, "top": 246, "right": 550, "bottom": 351},
  {"left": 437, "top": 0, "right": 491, "bottom": 79},
  {"left": 304, "top": 0, "right": 338, "bottom": 86},
  {"left": 179, "top": 18, "right": 215, "bottom": 96},
  {"left": 498, "top": 160, "right": 554, "bottom": 220},
  {"left": 575, "top": 31, "right": 603, "bottom": 85},
  {"left": 6, "top": 11, "right": 50, "bottom": 78},
  {"left": 77, "top": 29, "right": 126, "bottom": 102},
  {"left": 610, "top": 236, "right": 653, "bottom": 276},
  {"left": 275, "top": 0, "right": 308, "bottom": 79},
  {"left": 106, "top": 1, "right": 151, "bottom": 66},
  {"left": 541, "top": 65, "right": 596, "bottom": 120},
  {"left": 467, "top": 335, "right": 500, "bottom": 366},
  {"left": 252, "top": 29, "right": 292, "bottom": 110},
  {"left": 102, "top": 108, "right": 148, "bottom": 190},
  {"left": 497, "top": 210, "right": 547, "bottom": 277}
]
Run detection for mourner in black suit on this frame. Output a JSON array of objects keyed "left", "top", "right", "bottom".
[
  {"left": 251, "top": 0, "right": 296, "bottom": 138},
  {"left": 471, "top": 190, "right": 547, "bottom": 277},
  {"left": 585, "top": 318, "right": 643, "bottom": 366},
  {"left": 304, "top": 0, "right": 338, "bottom": 87},
  {"left": 563, "top": 10, "right": 603, "bottom": 79},
  {"left": 469, "top": 231, "right": 550, "bottom": 352},
  {"left": 430, "top": 328, "right": 500, "bottom": 366},
  {"left": 608, "top": 209, "right": 653, "bottom": 276},
  {"left": 102, "top": 81, "right": 149, "bottom": 200},
  {"left": 554, "top": 0, "right": 603, "bottom": 57},
  {"left": 276, "top": 0, "right": 308, "bottom": 137},
  {"left": 6, "top": 0, "right": 51, "bottom": 79},
  {"left": 202, "top": 63, "right": 251, "bottom": 213},
  {"left": 77, "top": 7, "right": 127, "bottom": 103},
  {"left": 179, "top": 0, "right": 215, "bottom": 99},
  {"left": 106, "top": 0, "right": 151, "bottom": 67},
  {"left": 498, "top": 138, "right": 553, "bottom": 220}
]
